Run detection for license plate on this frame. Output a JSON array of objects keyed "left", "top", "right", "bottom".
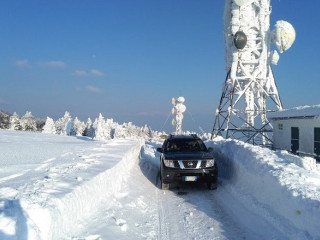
[{"left": 185, "top": 176, "right": 197, "bottom": 182}]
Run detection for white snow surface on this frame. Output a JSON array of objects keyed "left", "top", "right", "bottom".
[
  {"left": 0, "top": 129, "right": 320, "bottom": 240},
  {"left": 269, "top": 104, "right": 320, "bottom": 119}
]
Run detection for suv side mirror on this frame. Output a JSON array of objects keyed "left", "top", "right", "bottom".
[
  {"left": 207, "top": 147, "right": 213, "bottom": 152},
  {"left": 156, "top": 148, "right": 163, "bottom": 153}
]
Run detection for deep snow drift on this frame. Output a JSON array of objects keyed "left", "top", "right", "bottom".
[{"left": 0, "top": 129, "right": 319, "bottom": 239}]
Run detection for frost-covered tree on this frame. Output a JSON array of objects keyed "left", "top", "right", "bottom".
[
  {"left": 36, "top": 119, "right": 46, "bottom": 131},
  {"left": 42, "top": 117, "right": 56, "bottom": 134},
  {"left": 0, "top": 110, "right": 11, "bottom": 129},
  {"left": 9, "top": 112, "right": 21, "bottom": 131},
  {"left": 113, "top": 123, "right": 126, "bottom": 139},
  {"left": 139, "top": 125, "right": 151, "bottom": 140},
  {"left": 55, "top": 111, "right": 72, "bottom": 135},
  {"left": 93, "top": 113, "right": 111, "bottom": 141},
  {"left": 20, "top": 111, "right": 37, "bottom": 131},
  {"left": 73, "top": 117, "right": 85, "bottom": 136},
  {"left": 105, "top": 118, "right": 114, "bottom": 139},
  {"left": 84, "top": 118, "right": 94, "bottom": 138},
  {"left": 66, "top": 119, "right": 76, "bottom": 136}
]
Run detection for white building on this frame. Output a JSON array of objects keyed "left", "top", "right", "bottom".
[{"left": 269, "top": 105, "right": 320, "bottom": 160}]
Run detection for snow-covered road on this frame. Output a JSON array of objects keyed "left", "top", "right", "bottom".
[
  {"left": 73, "top": 142, "right": 250, "bottom": 240},
  {"left": 0, "top": 130, "right": 319, "bottom": 239}
]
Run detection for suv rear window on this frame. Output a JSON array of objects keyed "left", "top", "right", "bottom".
[{"left": 165, "top": 139, "right": 207, "bottom": 152}]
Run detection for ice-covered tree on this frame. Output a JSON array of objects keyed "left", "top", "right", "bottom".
[
  {"left": 84, "top": 118, "right": 95, "bottom": 138},
  {"left": 93, "top": 113, "right": 111, "bottom": 141},
  {"left": 74, "top": 117, "right": 85, "bottom": 136},
  {"left": 55, "top": 111, "right": 72, "bottom": 135},
  {"left": 66, "top": 119, "right": 76, "bottom": 136},
  {"left": 105, "top": 118, "right": 114, "bottom": 139},
  {"left": 139, "top": 125, "right": 152, "bottom": 140},
  {"left": 9, "top": 112, "right": 21, "bottom": 131},
  {"left": 0, "top": 110, "right": 11, "bottom": 129},
  {"left": 113, "top": 123, "right": 126, "bottom": 139},
  {"left": 36, "top": 119, "right": 46, "bottom": 131},
  {"left": 20, "top": 111, "right": 37, "bottom": 131},
  {"left": 42, "top": 117, "right": 56, "bottom": 134}
]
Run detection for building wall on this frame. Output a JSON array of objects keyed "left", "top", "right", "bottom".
[{"left": 272, "top": 118, "right": 320, "bottom": 156}]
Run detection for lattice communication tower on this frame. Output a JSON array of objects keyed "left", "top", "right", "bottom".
[{"left": 212, "top": 0, "right": 295, "bottom": 145}]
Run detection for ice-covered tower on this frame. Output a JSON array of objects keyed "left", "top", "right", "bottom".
[
  {"left": 212, "top": 0, "right": 295, "bottom": 145},
  {"left": 172, "top": 96, "right": 186, "bottom": 135}
]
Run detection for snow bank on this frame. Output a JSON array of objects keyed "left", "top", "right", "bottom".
[
  {"left": 0, "top": 130, "right": 143, "bottom": 239},
  {"left": 48, "top": 139, "right": 143, "bottom": 239},
  {"left": 209, "top": 137, "right": 320, "bottom": 239}
]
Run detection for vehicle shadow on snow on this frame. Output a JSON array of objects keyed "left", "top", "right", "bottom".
[{"left": 0, "top": 199, "right": 28, "bottom": 240}]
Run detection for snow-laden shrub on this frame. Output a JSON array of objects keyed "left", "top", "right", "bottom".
[
  {"left": 0, "top": 110, "right": 11, "bottom": 129},
  {"left": 42, "top": 117, "right": 56, "bottom": 134},
  {"left": 55, "top": 111, "right": 73, "bottom": 135},
  {"left": 73, "top": 117, "right": 85, "bottom": 136},
  {"left": 20, "top": 111, "right": 37, "bottom": 131},
  {"left": 83, "top": 118, "right": 94, "bottom": 138},
  {"left": 93, "top": 113, "right": 112, "bottom": 141},
  {"left": 9, "top": 112, "right": 21, "bottom": 131}
]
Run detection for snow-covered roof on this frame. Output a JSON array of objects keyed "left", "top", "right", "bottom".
[{"left": 269, "top": 105, "right": 320, "bottom": 119}]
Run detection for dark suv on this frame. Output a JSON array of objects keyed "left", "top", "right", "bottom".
[{"left": 157, "top": 134, "right": 218, "bottom": 190}]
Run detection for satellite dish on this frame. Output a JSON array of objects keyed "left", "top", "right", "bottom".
[
  {"left": 177, "top": 96, "right": 185, "bottom": 103},
  {"left": 272, "top": 20, "right": 296, "bottom": 53},
  {"left": 234, "top": 31, "right": 247, "bottom": 49},
  {"left": 233, "top": 0, "right": 253, "bottom": 7}
]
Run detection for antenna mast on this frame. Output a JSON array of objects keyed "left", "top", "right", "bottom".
[
  {"left": 212, "top": 0, "right": 295, "bottom": 145},
  {"left": 172, "top": 96, "right": 186, "bottom": 135}
]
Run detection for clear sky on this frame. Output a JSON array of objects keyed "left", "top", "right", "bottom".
[{"left": 1, "top": 0, "right": 319, "bottom": 133}]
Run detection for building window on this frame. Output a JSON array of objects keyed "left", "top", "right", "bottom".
[
  {"left": 291, "top": 127, "right": 299, "bottom": 154},
  {"left": 278, "top": 123, "right": 283, "bottom": 130}
]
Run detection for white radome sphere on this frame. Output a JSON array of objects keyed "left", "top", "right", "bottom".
[
  {"left": 233, "top": 0, "right": 253, "bottom": 7},
  {"left": 176, "top": 104, "right": 186, "bottom": 113},
  {"left": 272, "top": 20, "right": 296, "bottom": 53}
]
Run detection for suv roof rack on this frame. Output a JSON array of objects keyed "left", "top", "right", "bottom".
[{"left": 167, "top": 133, "right": 200, "bottom": 139}]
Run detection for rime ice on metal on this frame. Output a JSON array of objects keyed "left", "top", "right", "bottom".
[
  {"left": 212, "top": 0, "right": 295, "bottom": 145},
  {"left": 172, "top": 97, "right": 186, "bottom": 135}
]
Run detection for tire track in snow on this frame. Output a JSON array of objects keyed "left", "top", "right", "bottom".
[{"left": 156, "top": 172, "right": 170, "bottom": 240}]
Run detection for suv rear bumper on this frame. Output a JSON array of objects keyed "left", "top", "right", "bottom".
[{"left": 161, "top": 164, "right": 218, "bottom": 184}]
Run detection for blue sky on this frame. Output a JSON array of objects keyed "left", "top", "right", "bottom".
[{"left": 0, "top": 0, "right": 319, "bottom": 133}]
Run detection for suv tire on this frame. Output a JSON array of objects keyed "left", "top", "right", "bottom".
[
  {"left": 161, "top": 182, "right": 170, "bottom": 190},
  {"left": 207, "top": 182, "right": 217, "bottom": 190}
]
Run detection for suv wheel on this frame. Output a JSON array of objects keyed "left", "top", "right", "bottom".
[
  {"left": 207, "top": 182, "right": 217, "bottom": 190},
  {"left": 161, "top": 181, "right": 170, "bottom": 190}
]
